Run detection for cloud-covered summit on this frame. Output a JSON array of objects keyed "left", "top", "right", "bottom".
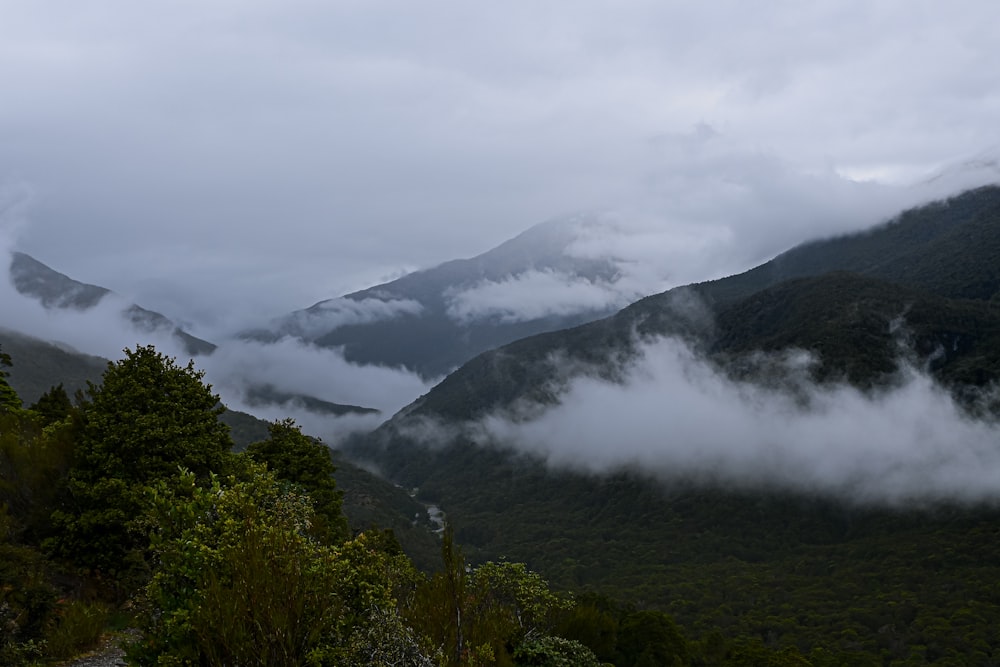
[{"left": 249, "top": 212, "right": 670, "bottom": 378}]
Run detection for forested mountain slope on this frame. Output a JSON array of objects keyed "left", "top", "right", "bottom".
[
  {"left": 342, "top": 185, "right": 1000, "bottom": 664},
  {"left": 369, "top": 185, "right": 1000, "bottom": 428}
]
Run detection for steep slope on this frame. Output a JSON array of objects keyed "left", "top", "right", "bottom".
[
  {"left": 8, "top": 251, "right": 216, "bottom": 356},
  {"left": 367, "top": 184, "right": 1000, "bottom": 427},
  {"left": 0, "top": 328, "right": 108, "bottom": 404},
  {"left": 249, "top": 215, "right": 640, "bottom": 378},
  {"left": 340, "top": 185, "right": 1000, "bottom": 661}
]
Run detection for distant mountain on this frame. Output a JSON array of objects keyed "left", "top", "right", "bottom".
[
  {"left": 242, "top": 383, "right": 380, "bottom": 417},
  {"left": 8, "top": 251, "right": 216, "bottom": 356},
  {"left": 248, "top": 215, "right": 643, "bottom": 378}
]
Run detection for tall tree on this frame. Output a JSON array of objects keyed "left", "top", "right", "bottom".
[
  {"left": 245, "top": 418, "right": 349, "bottom": 543},
  {"left": 0, "top": 344, "right": 21, "bottom": 412},
  {"left": 48, "top": 345, "right": 233, "bottom": 577},
  {"left": 29, "top": 384, "right": 72, "bottom": 426}
]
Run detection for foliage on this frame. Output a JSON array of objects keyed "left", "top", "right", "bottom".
[
  {"left": 0, "top": 507, "right": 54, "bottom": 666},
  {"left": 1, "top": 411, "right": 76, "bottom": 547},
  {"left": 29, "top": 383, "right": 73, "bottom": 426},
  {"left": 616, "top": 610, "right": 688, "bottom": 667},
  {"left": 245, "top": 418, "right": 349, "bottom": 544},
  {"left": 512, "top": 635, "right": 601, "bottom": 667},
  {"left": 43, "top": 600, "right": 110, "bottom": 660},
  {"left": 132, "top": 463, "right": 427, "bottom": 666},
  {"left": 0, "top": 344, "right": 22, "bottom": 413},
  {"left": 409, "top": 527, "right": 572, "bottom": 666},
  {"left": 48, "top": 345, "right": 233, "bottom": 577}
]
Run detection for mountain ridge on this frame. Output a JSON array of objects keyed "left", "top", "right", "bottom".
[
  {"left": 8, "top": 251, "right": 217, "bottom": 356},
  {"left": 249, "top": 214, "right": 643, "bottom": 378}
]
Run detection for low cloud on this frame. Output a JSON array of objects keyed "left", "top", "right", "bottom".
[
  {"left": 0, "top": 253, "right": 192, "bottom": 363},
  {"left": 467, "top": 336, "right": 1000, "bottom": 506},
  {"left": 201, "top": 337, "right": 433, "bottom": 442},
  {"left": 444, "top": 138, "right": 1000, "bottom": 328},
  {"left": 277, "top": 296, "right": 424, "bottom": 339},
  {"left": 222, "top": 392, "right": 386, "bottom": 449},
  {"left": 445, "top": 268, "right": 646, "bottom": 324}
]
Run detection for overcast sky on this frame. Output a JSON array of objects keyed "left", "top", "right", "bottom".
[{"left": 3, "top": 1, "right": 1000, "bottom": 333}]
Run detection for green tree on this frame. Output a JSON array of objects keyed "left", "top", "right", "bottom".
[
  {"left": 616, "top": 610, "right": 688, "bottom": 667},
  {"left": 245, "top": 418, "right": 349, "bottom": 543},
  {"left": 132, "top": 464, "right": 427, "bottom": 666},
  {"left": 48, "top": 345, "right": 233, "bottom": 578},
  {"left": 554, "top": 595, "right": 618, "bottom": 663},
  {"left": 409, "top": 526, "right": 571, "bottom": 666},
  {"left": 0, "top": 344, "right": 22, "bottom": 413},
  {"left": 29, "top": 383, "right": 72, "bottom": 426},
  {"left": 512, "top": 635, "right": 601, "bottom": 667}
]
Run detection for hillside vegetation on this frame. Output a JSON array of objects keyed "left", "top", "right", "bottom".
[{"left": 346, "top": 185, "right": 1000, "bottom": 665}]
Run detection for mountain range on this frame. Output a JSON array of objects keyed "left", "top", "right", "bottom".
[
  {"left": 5, "top": 184, "right": 1000, "bottom": 661},
  {"left": 362, "top": 184, "right": 1000, "bottom": 432},
  {"left": 8, "top": 251, "right": 216, "bottom": 356},
  {"left": 247, "top": 214, "right": 643, "bottom": 378}
]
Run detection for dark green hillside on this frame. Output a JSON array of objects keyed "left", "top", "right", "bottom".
[
  {"left": 345, "top": 186, "right": 1000, "bottom": 663},
  {"left": 0, "top": 329, "right": 108, "bottom": 404},
  {"left": 351, "top": 427, "right": 1000, "bottom": 663},
  {"left": 712, "top": 272, "right": 1000, "bottom": 387},
  {"left": 691, "top": 183, "right": 1000, "bottom": 308},
  {"left": 377, "top": 185, "right": 1000, "bottom": 428}
]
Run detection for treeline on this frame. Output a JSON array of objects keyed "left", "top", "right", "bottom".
[{"left": 1, "top": 343, "right": 814, "bottom": 665}]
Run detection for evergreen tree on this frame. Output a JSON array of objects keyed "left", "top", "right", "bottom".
[
  {"left": 48, "top": 345, "right": 233, "bottom": 577},
  {"left": 0, "top": 344, "right": 21, "bottom": 412},
  {"left": 29, "top": 384, "right": 72, "bottom": 426},
  {"left": 245, "top": 418, "right": 349, "bottom": 543}
]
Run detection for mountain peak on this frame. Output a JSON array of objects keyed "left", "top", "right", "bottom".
[{"left": 6, "top": 251, "right": 216, "bottom": 356}]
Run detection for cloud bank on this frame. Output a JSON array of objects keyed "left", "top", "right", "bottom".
[
  {"left": 470, "top": 336, "right": 1000, "bottom": 506},
  {"left": 200, "top": 337, "right": 432, "bottom": 444},
  {"left": 279, "top": 296, "right": 424, "bottom": 338},
  {"left": 446, "top": 268, "right": 643, "bottom": 324}
]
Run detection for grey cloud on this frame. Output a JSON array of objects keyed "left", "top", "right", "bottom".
[
  {"left": 3, "top": 1, "right": 999, "bottom": 333},
  {"left": 200, "top": 337, "right": 433, "bottom": 418},
  {"left": 445, "top": 268, "right": 646, "bottom": 324},
  {"left": 472, "top": 336, "right": 1000, "bottom": 506},
  {"left": 279, "top": 297, "right": 424, "bottom": 338}
]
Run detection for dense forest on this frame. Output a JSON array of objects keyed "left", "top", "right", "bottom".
[
  {"left": 1, "top": 343, "right": 820, "bottom": 666},
  {"left": 339, "top": 185, "right": 1000, "bottom": 666}
]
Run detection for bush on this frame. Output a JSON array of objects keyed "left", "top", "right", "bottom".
[
  {"left": 131, "top": 464, "right": 426, "bottom": 666},
  {"left": 513, "top": 635, "right": 602, "bottom": 666}
]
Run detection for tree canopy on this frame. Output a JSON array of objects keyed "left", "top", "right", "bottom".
[
  {"left": 245, "top": 418, "right": 349, "bottom": 544},
  {"left": 48, "top": 345, "right": 233, "bottom": 575}
]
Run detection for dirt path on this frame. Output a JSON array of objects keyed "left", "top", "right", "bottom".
[{"left": 61, "top": 630, "right": 138, "bottom": 667}]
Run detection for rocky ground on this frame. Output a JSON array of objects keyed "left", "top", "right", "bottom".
[{"left": 61, "top": 630, "right": 138, "bottom": 667}]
